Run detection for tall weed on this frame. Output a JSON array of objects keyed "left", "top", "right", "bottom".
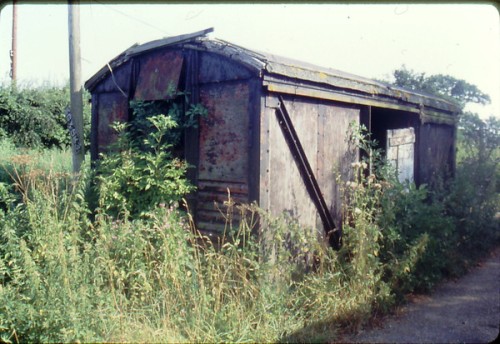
[{"left": 0, "top": 117, "right": 498, "bottom": 342}]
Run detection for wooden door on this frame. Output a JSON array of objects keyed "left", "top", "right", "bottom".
[{"left": 387, "top": 128, "right": 415, "bottom": 183}]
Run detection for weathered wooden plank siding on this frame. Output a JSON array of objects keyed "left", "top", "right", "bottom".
[
  {"left": 317, "top": 102, "right": 359, "bottom": 225},
  {"left": 419, "top": 123, "right": 455, "bottom": 185},
  {"left": 266, "top": 98, "right": 317, "bottom": 230},
  {"left": 263, "top": 96, "right": 359, "bottom": 232}
]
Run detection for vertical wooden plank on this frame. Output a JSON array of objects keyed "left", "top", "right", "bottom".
[
  {"left": 418, "top": 123, "right": 454, "bottom": 186},
  {"left": 318, "top": 102, "right": 359, "bottom": 226},
  {"left": 267, "top": 100, "right": 317, "bottom": 228},
  {"left": 264, "top": 96, "right": 360, "bottom": 237},
  {"left": 259, "top": 99, "right": 273, "bottom": 213}
]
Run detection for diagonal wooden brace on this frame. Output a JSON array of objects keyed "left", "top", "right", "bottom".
[{"left": 275, "top": 95, "right": 341, "bottom": 250}]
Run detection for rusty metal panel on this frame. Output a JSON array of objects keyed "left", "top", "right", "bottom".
[
  {"left": 134, "top": 50, "right": 184, "bottom": 101},
  {"left": 198, "top": 52, "right": 252, "bottom": 84},
  {"left": 196, "top": 81, "right": 250, "bottom": 233},
  {"left": 198, "top": 82, "right": 250, "bottom": 182},
  {"left": 196, "top": 179, "right": 249, "bottom": 233},
  {"left": 96, "top": 92, "right": 129, "bottom": 153},
  {"left": 94, "top": 61, "right": 132, "bottom": 94}
]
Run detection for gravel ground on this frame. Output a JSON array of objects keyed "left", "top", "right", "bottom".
[{"left": 342, "top": 246, "right": 500, "bottom": 344}]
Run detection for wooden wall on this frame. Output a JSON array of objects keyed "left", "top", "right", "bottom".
[
  {"left": 260, "top": 95, "right": 360, "bottom": 234},
  {"left": 418, "top": 123, "right": 455, "bottom": 185}
]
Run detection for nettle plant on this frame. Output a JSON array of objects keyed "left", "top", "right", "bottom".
[{"left": 95, "top": 89, "right": 207, "bottom": 218}]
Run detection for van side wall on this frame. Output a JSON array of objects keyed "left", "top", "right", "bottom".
[{"left": 260, "top": 94, "right": 360, "bottom": 235}]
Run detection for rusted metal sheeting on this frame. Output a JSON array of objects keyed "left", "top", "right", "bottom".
[
  {"left": 134, "top": 50, "right": 184, "bottom": 101},
  {"left": 197, "top": 81, "right": 251, "bottom": 232},
  {"left": 193, "top": 39, "right": 265, "bottom": 73},
  {"left": 93, "top": 61, "right": 132, "bottom": 94},
  {"left": 84, "top": 28, "right": 213, "bottom": 92},
  {"left": 96, "top": 92, "right": 129, "bottom": 153},
  {"left": 198, "top": 52, "right": 253, "bottom": 84}
]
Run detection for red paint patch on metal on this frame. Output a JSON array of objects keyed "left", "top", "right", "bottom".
[
  {"left": 134, "top": 50, "right": 184, "bottom": 101},
  {"left": 97, "top": 93, "right": 129, "bottom": 152}
]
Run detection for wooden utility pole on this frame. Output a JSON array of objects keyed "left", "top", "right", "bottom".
[
  {"left": 10, "top": 0, "right": 17, "bottom": 82},
  {"left": 67, "top": 0, "right": 84, "bottom": 173}
]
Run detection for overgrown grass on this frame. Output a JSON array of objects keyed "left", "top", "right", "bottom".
[
  {"left": 0, "top": 118, "right": 498, "bottom": 342},
  {"left": 0, "top": 155, "right": 375, "bottom": 342}
]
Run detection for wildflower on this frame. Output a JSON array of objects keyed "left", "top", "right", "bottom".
[
  {"left": 347, "top": 181, "right": 359, "bottom": 189},
  {"left": 354, "top": 207, "right": 362, "bottom": 214}
]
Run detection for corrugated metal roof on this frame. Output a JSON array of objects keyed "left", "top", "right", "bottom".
[{"left": 84, "top": 29, "right": 460, "bottom": 116}]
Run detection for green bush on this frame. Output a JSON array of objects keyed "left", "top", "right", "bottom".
[
  {"left": 95, "top": 115, "right": 195, "bottom": 218},
  {"left": 0, "top": 84, "right": 90, "bottom": 150},
  {"left": 445, "top": 113, "right": 500, "bottom": 266}
]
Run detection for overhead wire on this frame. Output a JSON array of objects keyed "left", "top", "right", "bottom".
[{"left": 90, "top": 0, "right": 172, "bottom": 37}]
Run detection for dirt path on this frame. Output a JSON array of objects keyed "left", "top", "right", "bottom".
[{"left": 343, "top": 247, "right": 500, "bottom": 344}]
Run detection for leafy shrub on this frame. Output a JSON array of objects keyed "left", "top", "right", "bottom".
[
  {"left": 0, "top": 84, "right": 90, "bottom": 150},
  {"left": 95, "top": 115, "right": 194, "bottom": 218},
  {"left": 445, "top": 112, "right": 500, "bottom": 267},
  {"left": 129, "top": 94, "right": 207, "bottom": 152}
]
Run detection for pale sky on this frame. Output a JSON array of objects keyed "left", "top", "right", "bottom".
[{"left": 0, "top": 3, "right": 498, "bottom": 118}]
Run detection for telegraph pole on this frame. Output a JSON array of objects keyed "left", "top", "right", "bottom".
[
  {"left": 67, "top": 0, "right": 84, "bottom": 173},
  {"left": 10, "top": 0, "right": 17, "bottom": 83}
]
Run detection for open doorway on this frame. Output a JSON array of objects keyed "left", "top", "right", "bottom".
[{"left": 370, "top": 107, "right": 420, "bottom": 183}]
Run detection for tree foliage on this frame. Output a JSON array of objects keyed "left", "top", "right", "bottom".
[{"left": 392, "top": 65, "right": 491, "bottom": 109}]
